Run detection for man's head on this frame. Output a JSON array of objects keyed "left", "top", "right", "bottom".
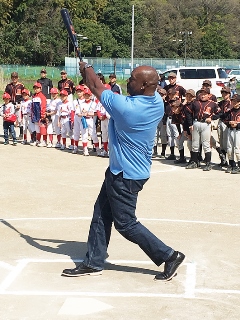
[
  {"left": 168, "top": 72, "right": 177, "bottom": 85},
  {"left": 97, "top": 73, "right": 106, "bottom": 84},
  {"left": 11, "top": 72, "right": 19, "bottom": 84},
  {"left": 60, "top": 70, "right": 67, "bottom": 80},
  {"left": 109, "top": 73, "right": 117, "bottom": 85},
  {"left": 40, "top": 69, "right": 47, "bottom": 78},
  {"left": 33, "top": 82, "right": 42, "bottom": 93},
  {"left": 127, "top": 66, "right": 159, "bottom": 96}
]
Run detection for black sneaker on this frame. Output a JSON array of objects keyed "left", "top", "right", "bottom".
[
  {"left": 203, "top": 163, "right": 212, "bottom": 171},
  {"left": 174, "top": 157, "right": 187, "bottom": 164},
  {"left": 159, "top": 154, "right": 166, "bottom": 159},
  {"left": 231, "top": 166, "right": 240, "bottom": 174},
  {"left": 225, "top": 166, "right": 233, "bottom": 173},
  {"left": 185, "top": 161, "right": 198, "bottom": 169},
  {"left": 154, "top": 252, "right": 185, "bottom": 281},
  {"left": 61, "top": 262, "right": 102, "bottom": 277},
  {"left": 165, "top": 154, "right": 176, "bottom": 160}
]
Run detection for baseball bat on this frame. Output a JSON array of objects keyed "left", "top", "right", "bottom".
[{"left": 60, "top": 8, "right": 82, "bottom": 61}]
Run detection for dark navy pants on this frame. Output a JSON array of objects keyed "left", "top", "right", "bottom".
[{"left": 83, "top": 167, "right": 173, "bottom": 270}]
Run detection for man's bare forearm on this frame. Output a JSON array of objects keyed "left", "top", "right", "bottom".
[{"left": 80, "top": 62, "right": 105, "bottom": 100}]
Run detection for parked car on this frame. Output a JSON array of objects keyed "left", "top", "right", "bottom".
[
  {"left": 162, "top": 67, "right": 229, "bottom": 97},
  {"left": 227, "top": 69, "right": 240, "bottom": 82}
]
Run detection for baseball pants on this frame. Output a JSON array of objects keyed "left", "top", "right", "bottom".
[
  {"left": 192, "top": 121, "right": 211, "bottom": 153},
  {"left": 227, "top": 128, "right": 240, "bottom": 161},
  {"left": 166, "top": 118, "right": 180, "bottom": 147},
  {"left": 80, "top": 118, "right": 99, "bottom": 144}
]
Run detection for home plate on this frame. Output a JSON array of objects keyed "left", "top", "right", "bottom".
[{"left": 58, "top": 297, "right": 113, "bottom": 315}]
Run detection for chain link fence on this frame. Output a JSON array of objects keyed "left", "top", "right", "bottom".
[{"left": 1, "top": 58, "right": 240, "bottom": 82}]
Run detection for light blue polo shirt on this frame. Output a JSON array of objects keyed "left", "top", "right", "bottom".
[{"left": 100, "top": 90, "right": 164, "bottom": 179}]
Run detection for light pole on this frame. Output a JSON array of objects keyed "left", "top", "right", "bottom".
[
  {"left": 179, "top": 31, "right": 192, "bottom": 66},
  {"left": 76, "top": 34, "right": 88, "bottom": 82}
]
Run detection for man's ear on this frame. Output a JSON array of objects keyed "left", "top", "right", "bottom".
[{"left": 141, "top": 82, "right": 148, "bottom": 90}]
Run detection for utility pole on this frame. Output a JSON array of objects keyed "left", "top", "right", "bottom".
[{"left": 180, "top": 31, "right": 192, "bottom": 67}]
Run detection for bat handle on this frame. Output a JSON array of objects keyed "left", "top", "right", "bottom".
[{"left": 76, "top": 48, "right": 82, "bottom": 61}]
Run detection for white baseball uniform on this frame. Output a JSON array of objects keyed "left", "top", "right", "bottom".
[
  {"left": 78, "top": 99, "right": 98, "bottom": 144},
  {"left": 58, "top": 100, "right": 72, "bottom": 138},
  {"left": 20, "top": 99, "right": 34, "bottom": 135},
  {"left": 96, "top": 102, "right": 110, "bottom": 143}
]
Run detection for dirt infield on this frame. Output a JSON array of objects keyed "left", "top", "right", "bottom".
[{"left": 0, "top": 121, "right": 239, "bottom": 320}]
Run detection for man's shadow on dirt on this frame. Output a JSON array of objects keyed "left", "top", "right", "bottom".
[{"left": 1, "top": 219, "right": 157, "bottom": 276}]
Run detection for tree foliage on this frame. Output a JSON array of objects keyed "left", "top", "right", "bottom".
[{"left": 0, "top": 0, "right": 239, "bottom": 65}]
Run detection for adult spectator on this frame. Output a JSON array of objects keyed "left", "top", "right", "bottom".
[
  {"left": 164, "top": 72, "right": 186, "bottom": 102},
  {"left": 108, "top": 73, "right": 122, "bottom": 94},
  {"left": 37, "top": 69, "right": 53, "bottom": 104},
  {"left": 5, "top": 72, "right": 25, "bottom": 139},
  {"left": 158, "top": 73, "right": 167, "bottom": 88},
  {"left": 57, "top": 70, "right": 75, "bottom": 108},
  {"left": 228, "top": 77, "right": 237, "bottom": 98}
]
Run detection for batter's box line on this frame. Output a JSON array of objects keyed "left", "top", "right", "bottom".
[{"left": 0, "top": 259, "right": 239, "bottom": 298}]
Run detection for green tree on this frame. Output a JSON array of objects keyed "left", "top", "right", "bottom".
[{"left": 200, "top": 23, "right": 235, "bottom": 59}]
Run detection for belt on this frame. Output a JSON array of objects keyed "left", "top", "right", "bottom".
[{"left": 61, "top": 115, "right": 68, "bottom": 119}]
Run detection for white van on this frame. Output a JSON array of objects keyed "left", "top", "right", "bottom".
[{"left": 162, "top": 67, "right": 229, "bottom": 98}]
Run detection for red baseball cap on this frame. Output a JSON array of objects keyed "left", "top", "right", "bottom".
[
  {"left": 50, "top": 87, "right": 58, "bottom": 94},
  {"left": 33, "top": 82, "right": 42, "bottom": 88},
  {"left": 75, "top": 85, "right": 85, "bottom": 91},
  {"left": 84, "top": 88, "right": 92, "bottom": 95},
  {"left": 22, "top": 89, "right": 30, "bottom": 95},
  {"left": 2, "top": 92, "right": 11, "bottom": 99},
  {"left": 60, "top": 90, "right": 68, "bottom": 96},
  {"left": 104, "top": 83, "right": 111, "bottom": 90}
]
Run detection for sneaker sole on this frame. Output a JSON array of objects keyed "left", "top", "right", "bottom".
[{"left": 61, "top": 270, "right": 102, "bottom": 277}]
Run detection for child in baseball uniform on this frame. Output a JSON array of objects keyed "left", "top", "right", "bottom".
[
  {"left": 0, "top": 93, "right": 17, "bottom": 145},
  {"left": 185, "top": 87, "right": 219, "bottom": 171},
  {"left": 154, "top": 87, "right": 168, "bottom": 158},
  {"left": 48, "top": 88, "right": 62, "bottom": 148},
  {"left": 78, "top": 88, "right": 100, "bottom": 156},
  {"left": 163, "top": 88, "right": 180, "bottom": 160},
  {"left": 96, "top": 98, "right": 110, "bottom": 157},
  {"left": 220, "top": 94, "right": 240, "bottom": 174},
  {"left": 30, "top": 82, "right": 47, "bottom": 146},
  {"left": 72, "top": 85, "right": 85, "bottom": 154},
  {"left": 45, "top": 87, "right": 61, "bottom": 148},
  {"left": 58, "top": 90, "right": 74, "bottom": 150},
  {"left": 20, "top": 89, "right": 35, "bottom": 144}
]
